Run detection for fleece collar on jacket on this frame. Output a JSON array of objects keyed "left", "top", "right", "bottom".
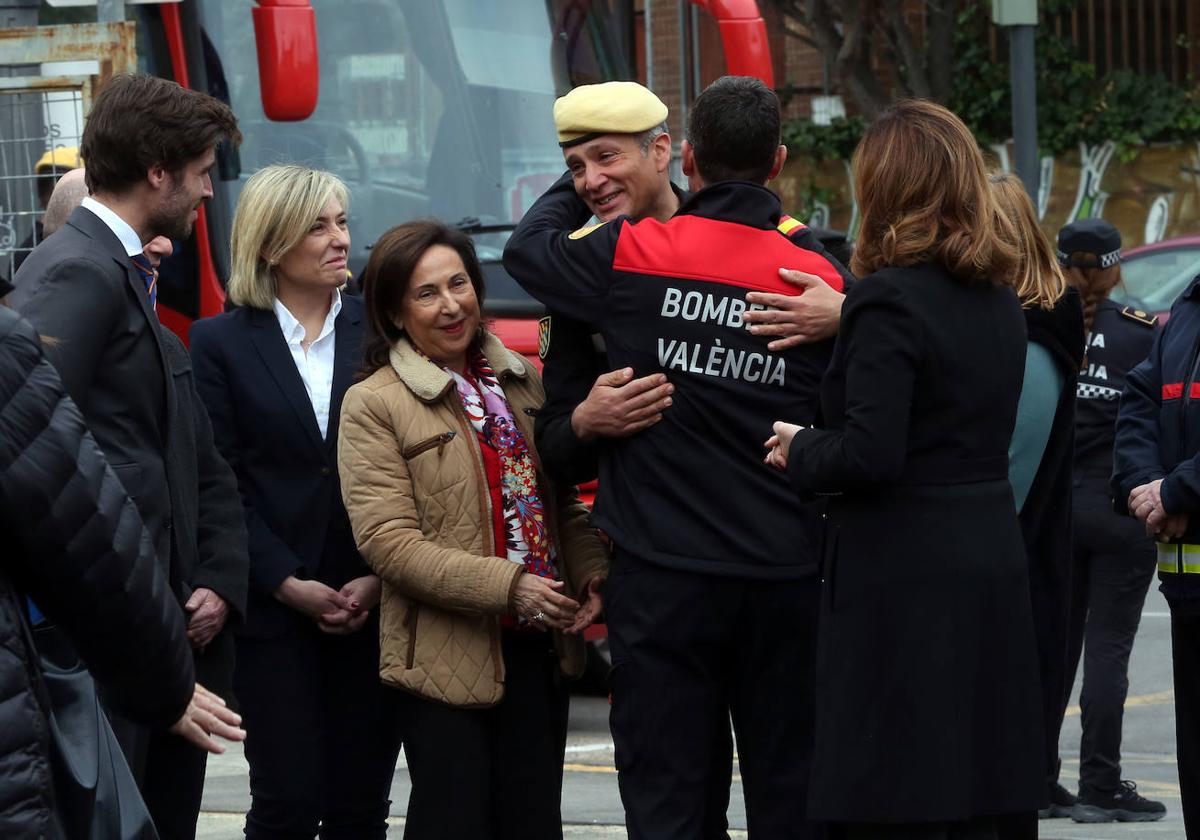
[{"left": 388, "top": 330, "right": 529, "bottom": 403}]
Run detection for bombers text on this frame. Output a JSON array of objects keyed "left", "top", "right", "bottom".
[{"left": 658, "top": 286, "right": 786, "bottom": 387}]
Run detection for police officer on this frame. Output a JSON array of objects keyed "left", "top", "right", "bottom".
[
  {"left": 505, "top": 76, "right": 847, "bottom": 840},
  {"left": 1114, "top": 235, "right": 1200, "bottom": 833},
  {"left": 1066, "top": 219, "right": 1166, "bottom": 822}
]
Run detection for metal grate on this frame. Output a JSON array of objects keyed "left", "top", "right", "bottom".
[{"left": 0, "top": 84, "right": 84, "bottom": 283}]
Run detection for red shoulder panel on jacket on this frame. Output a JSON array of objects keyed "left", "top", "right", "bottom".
[{"left": 612, "top": 215, "right": 845, "bottom": 295}]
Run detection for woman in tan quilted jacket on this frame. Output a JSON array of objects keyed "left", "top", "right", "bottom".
[{"left": 338, "top": 220, "right": 609, "bottom": 839}]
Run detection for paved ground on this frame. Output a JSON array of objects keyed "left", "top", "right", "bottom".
[{"left": 197, "top": 587, "right": 1183, "bottom": 839}]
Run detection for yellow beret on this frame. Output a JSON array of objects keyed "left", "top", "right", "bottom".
[
  {"left": 553, "top": 82, "right": 668, "bottom": 148},
  {"left": 35, "top": 146, "right": 80, "bottom": 173}
]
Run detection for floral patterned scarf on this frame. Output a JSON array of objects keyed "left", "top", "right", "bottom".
[{"left": 446, "top": 349, "right": 559, "bottom": 580}]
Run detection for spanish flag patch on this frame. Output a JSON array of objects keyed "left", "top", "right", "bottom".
[{"left": 538, "top": 316, "right": 552, "bottom": 360}]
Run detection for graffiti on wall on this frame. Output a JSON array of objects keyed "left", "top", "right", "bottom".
[{"left": 779, "top": 140, "right": 1200, "bottom": 247}]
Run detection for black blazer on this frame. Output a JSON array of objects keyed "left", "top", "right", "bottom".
[
  {"left": 189, "top": 296, "right": 370, "bottom": 638},
  {"left": 13, "top": 205, "right": 175, "bottom": 568},
  {"left": 161, "top": 331, "right": 250, "bottom": 696}
]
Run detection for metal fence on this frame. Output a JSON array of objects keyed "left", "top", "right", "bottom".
[
  {"left": 1048, "top": 0, "right": 1197, "bottom": 83},
  {"left": 0, "top": 20, "right": 135, "bottom": 285},
  {"left": 0, "top": 83, "right": 84, "bottom": 282}
]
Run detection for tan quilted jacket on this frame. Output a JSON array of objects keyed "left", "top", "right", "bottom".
[{"left": 338, "top": 331, "right": 609, "bottom": 707}]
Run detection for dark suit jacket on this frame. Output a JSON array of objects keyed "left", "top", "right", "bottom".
[
  {"left": 13, "top": 205, "right": 173, "bottom": 567},
  {"left": 188, "top": 296, "right": 371, "bottom": 638},
  {"left": 161, "top": 331, "right": 250, "bottom": 698}
]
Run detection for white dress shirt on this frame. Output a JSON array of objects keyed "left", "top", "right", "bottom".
[
  {"left": 81, "top": 196, "right": 144, "bottom": 257},
  {"left": 273, "top": 290, "right": 342, "bottom": 439}
]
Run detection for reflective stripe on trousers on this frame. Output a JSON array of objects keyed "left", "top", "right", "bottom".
[{"left": 1157, "top": 543, "right": 1200, "bottom": 574}]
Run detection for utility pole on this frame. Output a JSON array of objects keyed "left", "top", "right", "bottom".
[{"left": 993, "top": 0, "right": 1039, "bottom": 202}]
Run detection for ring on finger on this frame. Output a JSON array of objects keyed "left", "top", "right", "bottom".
[{"left": 533, "top": 611, "right": 547, "bottom": 623}]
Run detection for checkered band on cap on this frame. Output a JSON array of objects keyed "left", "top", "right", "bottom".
[{"left": 1057, "top": 247, "right": 1122, "bottom": 269}]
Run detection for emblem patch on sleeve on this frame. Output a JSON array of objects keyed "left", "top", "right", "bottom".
[
  {"left": 569, "top": 222, "right": 605, "bottom": 240},
  {"left": 538, "top": 316, "right": 552, "bottom": 360}
]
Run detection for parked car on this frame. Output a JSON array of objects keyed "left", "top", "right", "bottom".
[{"left": 1110, "top": 235, "right": 1200, "bottom": 319}]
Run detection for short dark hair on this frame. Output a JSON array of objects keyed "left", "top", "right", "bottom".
[
  {"left": 685, "top": 76, "right": 780, "bottom": 184},
  {"left": 81, "top": 74, "right": 241, "bottom": 195},
  {"left": 360, "top": 221, "right": 487, "bottom": 375}
]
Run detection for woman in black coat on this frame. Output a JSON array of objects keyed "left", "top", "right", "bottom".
[{"left": 767, "top": 101, "right": 1044, "bottom": 839}]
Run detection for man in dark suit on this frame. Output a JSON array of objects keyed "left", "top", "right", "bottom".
[{"left": 12, "top": 74, "right": 245, "bottom": 840}]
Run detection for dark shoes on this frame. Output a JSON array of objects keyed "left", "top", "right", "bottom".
[
  {"left": 1038, "top": 782, "right": 1077, "bottom": 819},
  {"left": 1071, "top": 780, "right": 1167, "bottom": 823}
]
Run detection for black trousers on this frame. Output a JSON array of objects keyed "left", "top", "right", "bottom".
[
  {"left": 108, "top": 633, "right": 237, "bottom": 840},
  {"left": 1172, "top": 610, "right": 1200, "bottom": 838},
  {"left": 108, "top": 712, "right": 208, "bottom": 840},
  {"left": 605, "top": 551, "right": 820, "bottom": 840},
  {"left": 234, "top": 618, "right": 401, "bottom": 840},
  {"left": 1063, "top": 479, "right": 1156, "bottom": 793},
  {"left": 398, "top": 631, "right": 570, "bottom": 840}
]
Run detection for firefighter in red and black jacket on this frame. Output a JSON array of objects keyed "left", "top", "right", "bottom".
[
  {"left": 1113, "top": 267, "right": 1200, "bottom": 835},
  {"left": 504, "top": 76, "right": 843, "bottom": 840}
]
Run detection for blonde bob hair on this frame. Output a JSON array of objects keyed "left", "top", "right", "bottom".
[
  {"left": 850, "top": 100, "right": 1016, "bottom": 286},
  {"left": 989, "top": 171, "right": 1067, "bottom": 310},
  {"left": 227, "top": 164, "right": 349, "bottom": 309}
]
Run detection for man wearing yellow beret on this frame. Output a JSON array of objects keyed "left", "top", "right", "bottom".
[
  {"left": 507, "top": 76, "right": 847, "bottom": 840},
  {"left": 532, "top": 81, "right": 679, "bottom": 491},
  {"left": 538, "top": 81, "right": 736, "bottom": 838}
]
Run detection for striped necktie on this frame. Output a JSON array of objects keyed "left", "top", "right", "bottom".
[{"left": 130, "top": 253, "right": 157, "bottom": 311}]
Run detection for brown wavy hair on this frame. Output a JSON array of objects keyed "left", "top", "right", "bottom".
[
  {"left": 359, "top": 221, "right": 487, "bottom": 376},
  {"left": 1064, "top": 258, "right": 1122, "bottom": 338},
  {"left": 989, "top": 171, "right": 1067, "bottom": 310},
  {"left": 850, "top": 100, "right": 1016, "bottom": 285}
]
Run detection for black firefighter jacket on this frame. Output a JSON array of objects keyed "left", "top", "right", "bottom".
[
  {"left": 504, "top": 175, "right": 847, "bottom": 579},
  {"left": 0, "top": 307, "right": 194, "bottom": 839},
  {"left": 1114, "top": 274, "right": 1200, "bottom": 610}
]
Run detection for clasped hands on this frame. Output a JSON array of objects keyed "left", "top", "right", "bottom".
[
  {"left": 510, "top": 573, "right": 603, "bottom": 635},
  {"left": 275, "top": 574, "right": 381, "bottom": 635},
  {"left": 1129, "top": 479, "right": 1189, "bottom": 541}
]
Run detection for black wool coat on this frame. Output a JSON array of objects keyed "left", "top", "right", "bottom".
[{"left": 787, "top": 263, "right": 1045, "bottom": 822}]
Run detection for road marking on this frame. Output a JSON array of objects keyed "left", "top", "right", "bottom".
[
  {"left": 563, "top": 762, "right": 743, "bottom": 783},
  {"left": 565, "top": 742, "right": 614, "bottom": 754},
  {"left": 1064, "top": 689, "right": 1174, "bottom": 718},
  {"left": 1143, "top": 611, "right": 1172, "bottom": 618}
]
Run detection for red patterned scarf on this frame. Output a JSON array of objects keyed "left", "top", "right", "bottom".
[{"left": 446, "top": 349, "right": 558, "bottom": 579}]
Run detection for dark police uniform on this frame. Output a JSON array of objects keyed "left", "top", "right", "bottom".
[
  {"left": 505, "top": 173, "right": 845, "bottom": 839},
  {"left": 1069, "top": 299, "right": 1158, "bottom": 796},
  {"left": 1113, "top": 275, "right": 1200, "bottom": 833}
]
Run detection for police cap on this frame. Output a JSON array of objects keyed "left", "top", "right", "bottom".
[
  {"left": 553, "top": 82, "right": 668, "bottom": 148},
  {"left": 1057, "top": 218, "right": 1122, "bottom": 269}
]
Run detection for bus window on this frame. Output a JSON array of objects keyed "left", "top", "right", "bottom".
[{"left": 195, "top": 0, "right": 635, "bottom": 315}]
